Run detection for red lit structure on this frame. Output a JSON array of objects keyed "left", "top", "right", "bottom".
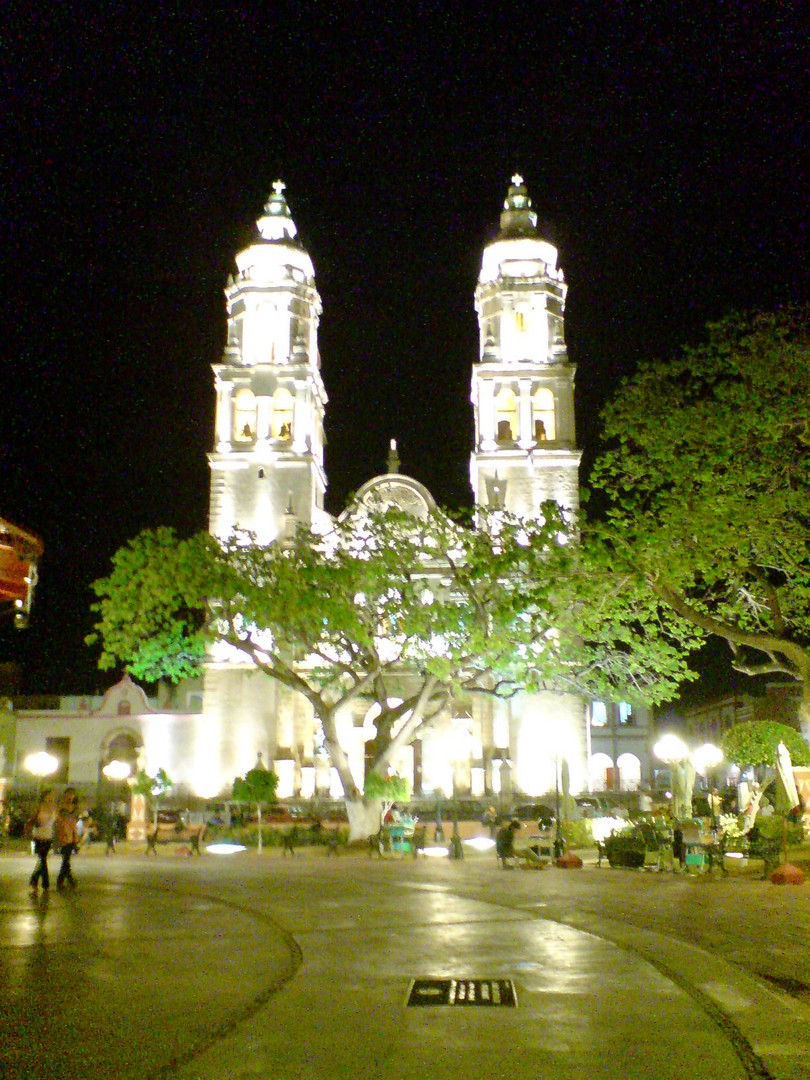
[{"left": 0, "top": 516, "right": 43, "bottom": 627}]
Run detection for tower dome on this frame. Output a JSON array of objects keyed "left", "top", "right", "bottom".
[{"left": 256, "top": 180, "right": 300, "bottom": 242}]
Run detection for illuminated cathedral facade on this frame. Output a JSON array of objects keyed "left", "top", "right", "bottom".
[
  {"left": 7, "top": 179, "right": 651, "bottom": 802},
  {"left": 191, "top": 176, "right": 650, "bottom": 802}
]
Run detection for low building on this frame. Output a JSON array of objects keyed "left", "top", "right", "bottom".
[{"left": 8, "top": 675, "right": 201, "bottom": 802}]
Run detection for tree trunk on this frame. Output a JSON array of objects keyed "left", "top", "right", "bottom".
[
  {"left": 319, "top": 711, "right": 361, "bottom": 801},
  {"left": 345, "top": 797, "right": 386, "bottom": 844}
]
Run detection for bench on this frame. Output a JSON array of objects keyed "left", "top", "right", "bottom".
[
  {"left": 281, "top": 823, "right": 341, "bottom": 856},
  {"left": 411, "top": 825, "right": 427, "bottom": 858},
  {"left": 146, "top": 821, "right": 206, "bottom": 856}
]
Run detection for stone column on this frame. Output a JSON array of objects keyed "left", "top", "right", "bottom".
[
  {"left": 127, "top": 792, "right": 149, "bottom": 843},
  {"left": 256, "top": 396, "right": 272, "bottom": 441},
  {"left": 518, "top": 378, "right": 532, "bottom": 446},
  {"left": 216, "top": 384, "right": 233, "bottom": 451},
  {"left": 478, "top": 380, "right": 496, "bottom": 447}
]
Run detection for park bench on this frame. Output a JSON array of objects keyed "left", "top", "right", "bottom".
[
  {"left": 410, "top": 825, "right": 427, "bottom": 858},
  {"left": 145, "top": 820, "right": 206, "bottom": 856},
  {"left": 281, "top": 822, "right": 341, "bottom": 856}
]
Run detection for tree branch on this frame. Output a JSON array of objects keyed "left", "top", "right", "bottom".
[{"left": 649, "top": 578, "right": 810, "bottom": 683}]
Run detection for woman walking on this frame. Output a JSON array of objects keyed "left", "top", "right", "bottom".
[
  {"left": 56, "top": 788, "right": 80, "bottom": 890},
  {"left": 29, "top": 790, "right": 57, "bottom": 895}
]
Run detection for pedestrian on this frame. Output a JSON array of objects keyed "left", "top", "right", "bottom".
[
  {"left": 495, "top": 819, "right": 520, "bottom": 868},
  {"left": 672, "top": 823, "right": 685, "bottom": 871},
  {"left": 56, "top": 788, "right": 80, "bottom": 890},
  {"left": 29, "top": 790, "right": 57, "bottom": 896},
  {"left": 102, "top": 809, "right": 117, "bottom": 855},
  {"left": 482, "top": 805, "right": 498, "bottom": 838}
]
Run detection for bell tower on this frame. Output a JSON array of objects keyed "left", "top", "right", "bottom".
[
  {"left": 208, "top": 181, "right": 329, "bottom": 544},
  {"left": 201, "top": 184, "right": 329, "bottom": 798},
  {"left": 470, "top": 176, "right": 580, "bottom": 518}
]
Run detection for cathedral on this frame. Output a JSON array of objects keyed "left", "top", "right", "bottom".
[
  {"left": 8, "top": 178, "right": 651, "bottom": 804},
  {"left": 196, "top": 176, "right": 647, "bottom": 804}
]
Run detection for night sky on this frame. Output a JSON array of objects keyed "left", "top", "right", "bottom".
[{"left": 1, "top": 5, "right": 807, "bottom": 696}]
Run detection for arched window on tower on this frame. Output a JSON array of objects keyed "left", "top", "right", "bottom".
[
  {"left": 494, "top": 387, "right": 518, "bottom": 443},
  {"left": 234, "top": 389, "right": 257, "bottom": 441},
  {"left": 271, "top": 388, "right": 294, "bottom": 439},
  {"left": 515, "top": 304, "right": 531, "bottom": 334},
  {"left": 532, "top": 387, "right": 556, "bottom": 442}
]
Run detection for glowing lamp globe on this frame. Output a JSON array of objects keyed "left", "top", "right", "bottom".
[{"left": 653, "top": 734, "right": 688, "bottom": 764}]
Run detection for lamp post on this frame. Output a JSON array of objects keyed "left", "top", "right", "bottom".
[
  {"left": 434, "top": 789, "right": 444, "bottom": 842},
  {"left": 102, "top": 760, "right": 132, "bottom": 853},
  {"left": 24, "top": 751, "right": 58, "bottom": 796},
  {"left": 653, "top": 734, "right": 690, "bottom": 819},
  {"left": 692, "top": 743, "right": 724, "bottom": 829}
]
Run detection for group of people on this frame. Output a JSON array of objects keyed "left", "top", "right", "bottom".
[{"left": 28, "top": 787, "right": 83, "bottom": 895}]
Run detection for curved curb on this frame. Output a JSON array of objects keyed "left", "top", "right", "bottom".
[
  {"left": 556, "top": 910, "right": 810, "bottom": 1080},
  {"left": 134, "top": 883, "right": 304, "bottom": 1080}
]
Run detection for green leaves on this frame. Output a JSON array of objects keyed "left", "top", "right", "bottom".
[
  {"left": 89, "top": 502, "right": 590, "bottom": 783},
  {"left": 87, "top": 528, "right": 212, "bottom": 682},
  {"left": 587, "top": 307, "right": 810, "bottom": 721},
  {"left": 721, "top": 722, "right": 810, "bottom": 769},
  {"left": 131, "top": 767, "right": 173, "bottom": 799},
  {"left": 232, "top": 766, "right": 279, "bottom": 806},
  {"left": 364, "top": 772, "right": 410, "bottom": 803}
]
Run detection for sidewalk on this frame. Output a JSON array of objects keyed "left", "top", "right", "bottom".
[{"left": 1, "top": 845, "right": 809, "bottom": 1079}]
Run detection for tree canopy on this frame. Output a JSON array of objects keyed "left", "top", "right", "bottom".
[
  {"left": 232, "top": 765, "right": 279, "bottom": 807},
  {"left": 587, "top": 307, "right": 810, "bottom": 739},
  {"left": 721, "top": 721, "right": 810, "bottom": 770},
  {"left": 89, "top": 498, "right": 691, "bottom": 829}
]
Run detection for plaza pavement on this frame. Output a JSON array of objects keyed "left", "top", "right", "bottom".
[{"left": 1, "top": 841, "right": 810, "bottom": 1080}]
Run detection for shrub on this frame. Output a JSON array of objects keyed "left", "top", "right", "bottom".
[
  {"left": 603, "top": 829, "right": 646, "bottom": 868},
  {"left": 560, "top": 818, "right": 593, "bottom": 850}
]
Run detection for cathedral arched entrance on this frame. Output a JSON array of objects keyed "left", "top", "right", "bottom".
[{"left": 99, "top": 728, "right": 141, "bottom": 784}]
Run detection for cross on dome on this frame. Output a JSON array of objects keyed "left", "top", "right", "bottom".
[
  {"left": 498, "top": 174, "right": 538, "bottom": 237},
  {"left": 257, "top": 179, "right": 298, "bottom": 241}
]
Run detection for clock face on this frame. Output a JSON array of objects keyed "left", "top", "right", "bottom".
[{"left": 359, "top": 480, "right": 430, "bottom": 519}]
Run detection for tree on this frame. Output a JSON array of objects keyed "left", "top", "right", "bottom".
[
  {"left": 89, "top": 502, "right": 692, "bottom": 839},
  {"left": 587, "top": 307, "right": 810, "bottom": 742},
  {"left": 232, "top": 762, "right": 279, "bottom": 853},
  {"left": 364, "top": 772, "right": 410, "bottom": 830},
  {"left": 131, "top": 766, "right": 173, "bottom": 827},
  {"left": 721, "top": 721, "right": 809, "bottom": 828},
  {"left": 721, "top": 721, "right": 809, "bottom": 772}
]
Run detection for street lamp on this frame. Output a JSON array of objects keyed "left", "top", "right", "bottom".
[
  {"left": 24, "top": 751, "right": 59, "bottom": 796},
  {"left": 653, "top": 734, "right": 691, "bottom": 820},
  {"left": 102, "top": 760, "right": 132, "bottom": 782},
  {"left": 653, "top": 733, "right": 688, "bottom": 765},
  {"left": 691, "top": 743, "right": 723, "bottom": 779},
  {"left": 692, "top": 743, "right": 723, "bottom": 830}
]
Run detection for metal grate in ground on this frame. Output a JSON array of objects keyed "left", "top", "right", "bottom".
[{"left": 406, "top": 978, "right": 517, "bottom": 1007}]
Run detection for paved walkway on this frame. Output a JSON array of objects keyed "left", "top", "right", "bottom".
[{"left": 1, "top": 844, "right": 809, "bottom": 1079}]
